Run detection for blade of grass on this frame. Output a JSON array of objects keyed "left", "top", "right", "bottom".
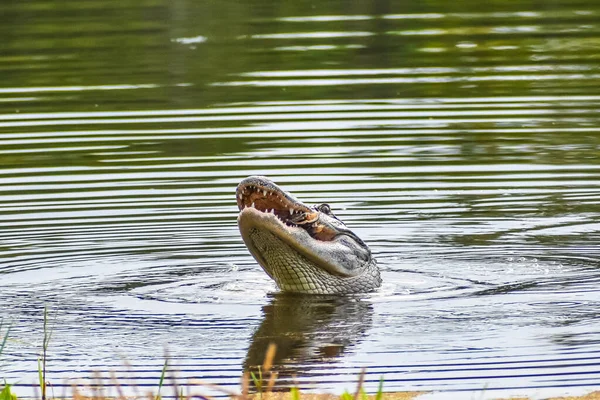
[
  {"left": 265, "top": 371, "right": 278, "bottom": 394},
  {"left": 39, "top": 306, "right": 57, "bottom": 400},
  {"left": 353, "top": 368, "right": 366, "bottom": 400},
  {"left": 156, "top": 359, "right": 168, "bottom": 400},
  {"left": 262, "top": 344, "right": 276, "bottom": 373},
  {"left": 121, "top": 358, "right": 141, "bottom": 398},
  {"left": 340, "top": 392, "right": 353, "bottom": 400},
  {"left": 241, "top": 371, "right": 249, "bottom": 400},
  {"left": 168, "top": 361, "right": 180, "bottom": 400},
  {"left": 375, "top": 377, "right": 384, "bottom": 400},
  {"left": 290, "top": 387, "right": 300, "bottom": 400},
  {"left": 92, "top": 371, "right": 104, "bottom": 400},
  {"left": 37, "top": 358, "right": 44, "bottom": 400},
  {"left": 0, "top": 322, "right": 10, "bottom": 357},
  {"left": 110, "top": 371, "right": 126, "bottom": 400},
  {"left": 0, "top": 381, "right": 18, "bottom": 400},
  {"left": 250, "top": 369, "right": 262, "bottom": 397}
]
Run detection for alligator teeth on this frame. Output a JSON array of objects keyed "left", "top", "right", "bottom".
[
  {"left": 251, "top": 202, "right": 255, "bottom": 208},
  {"left": 289, "top": 208, "right": 294, "bottom": 214},
  {"left": 263, "top": 190, "right": 267, "bottom": 197},
  {"left": 238, "top": 193, "right": 243, "bottom": 200}
]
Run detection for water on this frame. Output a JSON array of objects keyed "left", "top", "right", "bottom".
[{"left": 2, "top": 0, "right": 600, "bottom": 398}]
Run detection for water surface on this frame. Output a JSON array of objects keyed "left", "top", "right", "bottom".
[{"left": 1, "top": 0, "right": 600, "bottom": 399}]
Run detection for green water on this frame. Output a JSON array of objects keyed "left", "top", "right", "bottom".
[{"left": 1, "top": 0, "right": 600, "bottom": 398}]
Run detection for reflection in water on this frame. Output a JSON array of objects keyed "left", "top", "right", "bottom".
[{"left": 244, "top": 294, "right": 373, "bottom": 389}]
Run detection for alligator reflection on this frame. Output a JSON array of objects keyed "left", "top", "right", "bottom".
[{"left": 244, "top": 293, "right": 373, "bottom": 390}]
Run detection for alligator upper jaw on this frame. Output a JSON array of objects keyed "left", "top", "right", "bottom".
[
  {"left": 236, "top": 176, "right": 339, "bottom": 241},
  {"left": 236, "top": 176, "right": 314, "bottom": 226}
]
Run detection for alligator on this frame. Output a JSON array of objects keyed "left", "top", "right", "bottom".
[{"left": 236, "top": 176, "right": 381, "bottom": 294}]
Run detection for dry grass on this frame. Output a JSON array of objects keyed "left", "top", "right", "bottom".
[
  {"left": 242, "top": 393, "right": 423, "bottom": 400},
  {"left": 246, "top": 392, "right": 600, "bottom": 400},
  {"left": 2, "top": 337, "right": 600, "bottom": 400},
  {"left": 504, "top": 392, "right": 600, "bottom": 400}
]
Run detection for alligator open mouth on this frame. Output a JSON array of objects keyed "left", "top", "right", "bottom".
[{"left": 236, "top": 176, "right": 337, "bottom": 241}]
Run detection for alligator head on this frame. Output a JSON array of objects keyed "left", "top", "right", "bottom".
[{"left": 236, "top": 176, "right": 381, "bottom": 294}]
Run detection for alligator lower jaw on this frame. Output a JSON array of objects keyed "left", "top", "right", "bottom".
[
  {"left": 238, "top": 207, "right": 374, "bottom": 288},
  {"left": 237, "top": 206, "right": 314, "bottom": 274},
  {"left": 238, "top": 205, "right": 354, "bottom": 275},
  {"left": 238, "top": 206, "right": 305, "bottom": 238}
]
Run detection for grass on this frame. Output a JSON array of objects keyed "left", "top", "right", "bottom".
[
  {"left": 0, "top": 382, "right": 18, "bottom": 400},
  {"left": 156, "top": 359, "right": 168, "bottom": 400},
  {"left": 38, "top": 306, "right": 55, "bottom": 400},
  {"left": 240, "top": 347, "right": 393, "bottom": 400},
  {"left": 2, "top": 314, "right": 600, "bottom": 400},
  {"left": 1, "top": 320, "right": 17, "bottom": 400},
  {"left": 0, "top": 325, "right": 406, "bottom": 400},
  {"left": 0, "top": 320, "right": 10, "bottom": 357}
]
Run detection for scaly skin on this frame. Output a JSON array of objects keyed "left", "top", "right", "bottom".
[{"left": 236, "top": 176, "right": 381, "bottom": 294}]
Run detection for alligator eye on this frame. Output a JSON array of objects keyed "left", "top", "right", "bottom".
[{"left": 317, "top": 203, "right": 331, "bottom": 214}]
